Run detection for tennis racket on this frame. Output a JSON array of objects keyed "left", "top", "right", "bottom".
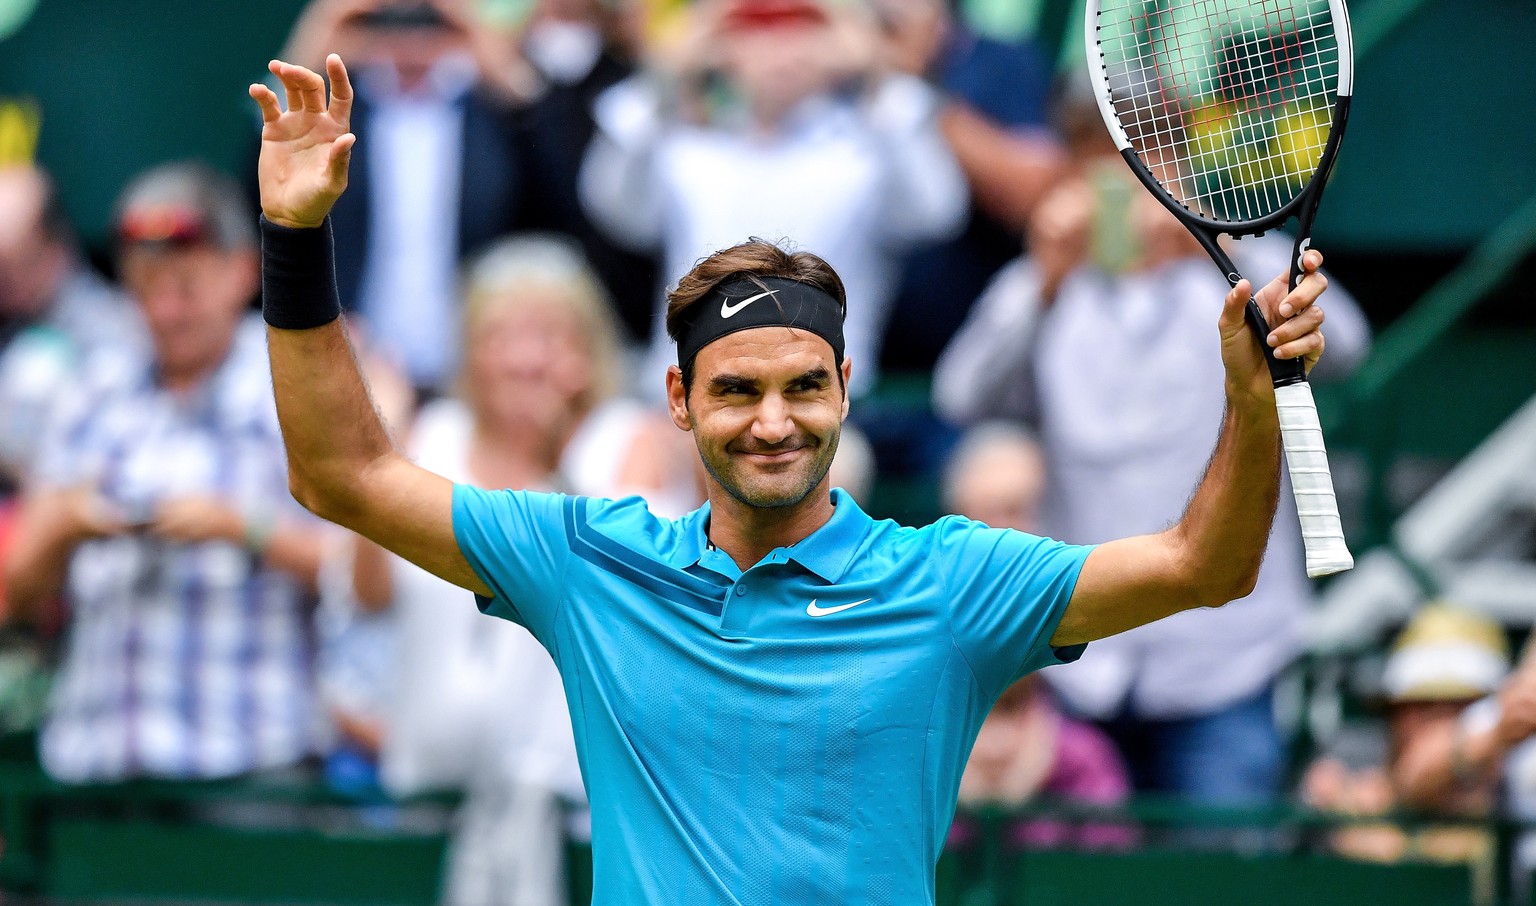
[{"left": 1084, "top": 0, "right": 1355, "bottom": 577}]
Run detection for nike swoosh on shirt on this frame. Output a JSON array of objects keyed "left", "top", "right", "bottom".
[
  {"left": 806, "top": 598, "right": 873, "bottom": 618},
  {"left": 720, "top": 289, "right": 779, "bottom": 319}
]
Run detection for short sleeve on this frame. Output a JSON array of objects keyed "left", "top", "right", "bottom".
[
  {"left": 937, "top": 517, "right": 1094, "bottom": 699},
  {"left": 451, "top": 484, "right": 573, "bottom": 644}
]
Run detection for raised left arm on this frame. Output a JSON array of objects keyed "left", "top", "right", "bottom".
[{"left": 1051, "top": 252, "right": 1329, "bottom": 646}]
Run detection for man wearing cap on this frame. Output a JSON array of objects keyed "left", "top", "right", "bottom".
[
  {"left": 252, "top": 57, "right": 1333, "bottom": 903},
  {"left": 2, "top": 162, "right": 326, "bottom": 782}
]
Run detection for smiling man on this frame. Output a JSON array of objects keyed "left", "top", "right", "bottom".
[{"left": 252, "top": 55, "right": 1332, "bottom": 906}]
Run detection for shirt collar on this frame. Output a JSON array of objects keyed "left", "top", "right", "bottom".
[{"left": 667, "top": 488, "right": 872, "bottom": 583}]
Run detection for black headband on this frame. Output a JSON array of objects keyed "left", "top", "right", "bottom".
[{"left": 675, "top": 276, "right": 845, "bottom": 370}]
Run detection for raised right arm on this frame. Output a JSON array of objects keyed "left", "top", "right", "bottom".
[{"left": 251, "top": 56, "right": 488, "bottom": 597}]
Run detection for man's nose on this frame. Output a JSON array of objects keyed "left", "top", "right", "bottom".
[{"left": 751, "top": 393, "right": 794, "bottom": 444}]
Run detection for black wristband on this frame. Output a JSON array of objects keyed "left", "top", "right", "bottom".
[{"left": 260, "top": 215, "right": 343, "bottom": 330}]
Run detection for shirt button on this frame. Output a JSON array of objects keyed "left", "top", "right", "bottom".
[{"left": 736, "top": 586, "right": 748, "bottom": 596}]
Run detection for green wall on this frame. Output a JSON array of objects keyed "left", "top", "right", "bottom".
[{"left": 0, "top": 0, "right": 308, "bottom": 246}]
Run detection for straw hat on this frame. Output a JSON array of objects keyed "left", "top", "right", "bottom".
[{"left": 1381, "top": 605, "right": 1510, "bottom": 703}]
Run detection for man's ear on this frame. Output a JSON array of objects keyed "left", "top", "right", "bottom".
[
  {"left": 665, "top": 365, "right": 692, "bottom": 432},
  {"left": 840, "top": 356, "right": 853, "bottom": 421}
]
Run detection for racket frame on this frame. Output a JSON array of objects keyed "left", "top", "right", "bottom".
[
  {"left": 1085, "top": 0, "right": 1354, "bottom": 386},
  {"left": 1084, "top": 0, "right": 1357, "bottom": 577}
]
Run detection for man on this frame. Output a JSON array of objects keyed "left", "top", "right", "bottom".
[
  {"left": 2, "top": 162, "right": 326, "bottom": 782},
  {"left": 578, "top": 0, "right": 967, "bottom": 397},
  {"left": 876, "top": 0, "right": 1065, "bottom": 371},
  {"left": 0, "top": 164, "right": 142, "bottom": 490},
  {"left": 278, "top": 0, "right": 525, "bottom": 394},
  {"left": 250, "top": 56, "right": 1330, "bottom": 904}
]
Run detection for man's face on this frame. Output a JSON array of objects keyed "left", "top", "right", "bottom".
[
  {"left": 720, "top": 23, "right": 836, "bottom": 116},
  {"left": 120, "top": 245, "right": 256, "bottom": 385},
  {"left": 667, "top": 327, "right": 851, "bottom": 510}
]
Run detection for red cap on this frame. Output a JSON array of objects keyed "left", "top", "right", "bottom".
[
  {"left": 117, "top": 205, "right": 210, "bottom": 248},
  {"left": 721, "top": 0, "right": 829, "bottom": 32}
]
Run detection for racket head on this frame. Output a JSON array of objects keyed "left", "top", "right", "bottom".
[{"left": 1085, "top": 0, "right": 1353, "bottom": 236}]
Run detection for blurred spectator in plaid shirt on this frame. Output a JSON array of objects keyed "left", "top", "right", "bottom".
[{"left": 2, "top": 162, "right": 326, "bottom": 782}]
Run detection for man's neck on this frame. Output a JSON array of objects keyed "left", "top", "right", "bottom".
[{"left": 705, "top": 480, "right": 835, "bottom": 571}]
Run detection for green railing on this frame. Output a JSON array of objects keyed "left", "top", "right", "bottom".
[{"left": 2, "top": 753, "right": 1521, "bottom": 906}]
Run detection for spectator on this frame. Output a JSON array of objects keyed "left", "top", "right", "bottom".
[
  {"left": 933, "top": 87, "right": 1373, "bottom": 807},
  {"left": 0, "top": 164, "right": 142, "bottom": 493},
  {"left": 876, "top": 0, "right": 1066, "bottom": 371},
  {"left": 580, "top": 0, "right": 967, "bottom": 398},
  {"left": 333, "top": 235, "right": 698, "bottom": 905},
  {"left": 511, "top": 0, "right": 662, "bottom": 343},
  {"left": 943, "top": 423, "right": 1134, "bottom": 851},
  {"left": 1302, "top": 605, "right": 1521, "bottom": 892},
  {"left": 1390, "top": 605, "right": 1536, "bottom": 879},
  {"left": 278, "top": 0, "right": 525, "bottom": 394},
  {"left": 1, "top": 162, "right": 325, "bottom": 783}
]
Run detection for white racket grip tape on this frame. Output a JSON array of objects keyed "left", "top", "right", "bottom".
[{"left": 1274, "top": 382, "right": 1353, "bottom": 577}]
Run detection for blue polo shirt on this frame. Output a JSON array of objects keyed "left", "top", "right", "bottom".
[{"left": 453, "top": 486, "right": 1092, "bottom": 906}]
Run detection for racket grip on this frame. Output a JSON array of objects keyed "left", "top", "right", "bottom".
[{"left": 1273, "top": 382, "right": 1353, "bottom": 577}]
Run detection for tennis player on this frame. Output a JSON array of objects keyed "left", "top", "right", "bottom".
[{"left": 252, "top": 56, "right": 1331, "bottom": 904}]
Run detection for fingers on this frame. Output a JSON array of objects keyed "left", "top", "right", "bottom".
[
  {"left": 1268, "top": 303, "right": 1325, "bottom": 361},
  {"left": 1278, "top": 249, "right": 1327, "bottom": 318},
  {"left": 270, "top": 59, "right": 327, "bottom": 113},
  {"left": 1219, "top": 278, "right": 1252, "bottom": 335},
  {"left": 328, "top": 132, "right": 357, "bottom": 183},
  {"left": 271, "top": 60, "right": 304, "bottom": 112},
  {"left": 249, "top": 83, "right": 282, "bottom": 124},
  {"left": 326, "top": 54, "right": 353, "bottom": 128}
]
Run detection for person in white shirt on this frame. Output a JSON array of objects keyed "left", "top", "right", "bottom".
[
  {"left": 579, "top": 0, "right": 967, "bottom": 398},
  {"left": 933, "top": 99, "right": 1372, "bottom": 804}
]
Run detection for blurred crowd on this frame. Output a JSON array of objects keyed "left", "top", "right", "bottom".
[{"left": 21, "top": 0, "right": 1531, "bottom": 903}]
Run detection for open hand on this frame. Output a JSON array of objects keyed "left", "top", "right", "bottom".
[
  {"left": 249, "top": 55, "right": 356, "bottom": 230},
  {"left": 1219, "top": 249, "right": 1328, "bottom": 407}
]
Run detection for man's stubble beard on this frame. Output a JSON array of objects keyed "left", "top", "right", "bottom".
[{"left": 692, "top": 417, "right": 841, "bottom": 511}]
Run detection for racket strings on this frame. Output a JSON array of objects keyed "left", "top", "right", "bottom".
[{"left": 1095, "top": 0, "right": 1339, "bottom": 223}]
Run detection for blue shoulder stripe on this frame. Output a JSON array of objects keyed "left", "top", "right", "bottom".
[{"left": 562, "top": 497, "right": 728, "bottom": 617}]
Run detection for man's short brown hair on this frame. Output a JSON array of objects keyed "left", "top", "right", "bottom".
[{"left": 666, "top": 238, "right": 847, "bottom": 389}]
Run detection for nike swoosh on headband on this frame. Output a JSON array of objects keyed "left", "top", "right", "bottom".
[{"left": 720, "top": 289, "right": 779, "bottom": 319}]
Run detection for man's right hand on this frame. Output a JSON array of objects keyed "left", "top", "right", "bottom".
[{"left": 249, "top": 55, "right": 356, "bottom": 230}]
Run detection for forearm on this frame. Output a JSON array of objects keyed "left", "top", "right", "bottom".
[
  {"left": 2, "top": 501, "right": 80, "bottom": 623},
  {"left": 1172, "top": 396, "right": 1282, "bottom": 605},
  {"left": 262, "top": 218, "right": 398, "bottom": 521},
  {"left": 939, "top": 105, "right": 1065, "bottom": 232},
  {"left": 351, "top": 536, "right": 396, "bottom": 612},
  {"left": 1394, "top": 722, "right": 1504, "bottom": 811},
  {"left": 931, "top": 260, "right": 1044, "bottom": 425},
  {"left": 259, "top": 521, "right": 327, "bottom": 592}
]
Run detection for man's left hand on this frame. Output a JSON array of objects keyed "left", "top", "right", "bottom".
[{"left": 1219, "top": 249, "right": 1328, "bottom": 409}]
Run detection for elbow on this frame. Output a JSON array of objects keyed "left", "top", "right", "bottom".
[
  {"left": 286, "top": 462, "right": 356, "bottom": 528},
  {"left": 1199, "top": 562, "right": 1261, "bottom": 609},
  {"left": 1173, "top": 536, "right": 1262, "bottom": 610}
]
